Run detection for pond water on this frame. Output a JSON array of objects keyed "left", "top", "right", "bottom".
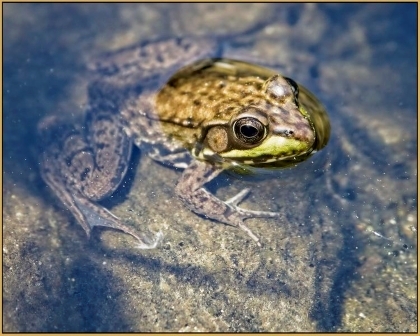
[{"left": 3, "top": 3, "right": 417, "bottom": 332}]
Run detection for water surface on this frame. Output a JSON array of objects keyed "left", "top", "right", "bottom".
[{"left": 3, "top": 3, "right": 417, "bottom": 332}]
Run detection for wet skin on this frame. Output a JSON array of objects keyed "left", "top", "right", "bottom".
[{"left": 38, "top": 37, "right": 330, "bottom": 247}]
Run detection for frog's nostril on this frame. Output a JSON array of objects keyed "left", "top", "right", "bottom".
[{"left": 278, "top": 129, "right": 294, "bottom": 137}]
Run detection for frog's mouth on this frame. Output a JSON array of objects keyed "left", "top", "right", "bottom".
[
  {"left": 219, "top": 134, "right": 314, "bottom": 161},
  {"left": 197, "top": 136, "right": 316, "bottom": 169},
  {"left": 233, "top": 150, "right": 315, "bottom": 166}
]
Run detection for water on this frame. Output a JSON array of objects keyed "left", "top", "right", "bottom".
[{"left": 3, "top": 3, "right": 417, "bottom": 332}]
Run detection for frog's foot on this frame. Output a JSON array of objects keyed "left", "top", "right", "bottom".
[
  {"left": 134, "top": 231, "right": 164, "bottom": 249},
  {"left": 223, "top": 188, "right": 280, "bottom": 247},
  {"left": 73, "top": 197, "right": 163, "bottom": 249},
  {"left": 110, "top": 219, "right": 163, "bottom": 249},
  {"left": 176, "top": 161, "right": 281, "bottom": 246},
  {"left": 225, "top": 188, "right": 280, "bottom": 218}
]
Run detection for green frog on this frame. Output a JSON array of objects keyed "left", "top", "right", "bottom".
[{"left": 37, "top": 37, "right": 330, "bottom": 248}]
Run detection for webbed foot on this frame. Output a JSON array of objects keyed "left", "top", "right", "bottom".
[
  {"left": 176, "top": 161, "right": 280, "bottom": 246},
  {"left": 73, "top": 196, "right": 163, "bottom": 249},
  {"left": 224, "top": 188, "right": 280, "bottom": 246}
]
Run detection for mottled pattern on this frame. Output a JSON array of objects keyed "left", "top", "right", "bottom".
[
  {"left": 4, "top": 4, "right": 414, "bottom": 333},
  {"left": 122, "top": 59, "right": 328, "bottom": 157},
  {"left": 157, "top": 73, "right": 267, "bottom": 125},
  {"left": 88, "top": 37, "right": 222, "bottom": 90},
  {"left": 38, "top": 37, "right": 330, "bottom": 245},
  {"left": 37, "top": 115, "right": 157, "bottom": 246},
  {"left": 175, "top": 160, "right": 279, "bottom": 245}
]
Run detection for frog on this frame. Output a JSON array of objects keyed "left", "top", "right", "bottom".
[{"left": 37, "top": 37, "right": 330, "bottom": 248}]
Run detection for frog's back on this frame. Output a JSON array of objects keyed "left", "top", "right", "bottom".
[{"left": 155, "top": 64, "right": 269, "bottom": 127}]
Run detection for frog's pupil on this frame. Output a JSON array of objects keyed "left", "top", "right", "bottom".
[{"left": 241, "top": 125, "right": 258, "bottom": 138}]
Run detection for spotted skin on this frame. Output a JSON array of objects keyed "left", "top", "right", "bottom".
[{"left": 38, "top": 37, "right": 330, "bottom": 247}]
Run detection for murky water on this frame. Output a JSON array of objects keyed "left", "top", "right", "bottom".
[{"left": 3, "top": 3, "right": 416, "bottom": 332}]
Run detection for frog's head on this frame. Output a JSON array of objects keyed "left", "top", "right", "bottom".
[{"left": 197, "top": 74, "right": 321, "bottom": 167}]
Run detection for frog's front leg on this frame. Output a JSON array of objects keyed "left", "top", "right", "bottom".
[{"left": 175, "top": 160, "right": 280, "bottom": 246}]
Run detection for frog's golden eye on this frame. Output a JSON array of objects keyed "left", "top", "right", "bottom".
[{"left": 233, "top": 117, "right": 266, "bottom": 144}]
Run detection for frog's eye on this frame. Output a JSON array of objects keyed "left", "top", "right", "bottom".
[
  {"left": 284, "top": 77, "right": 299, "bottom": 99},
  {"left": 233, "top": 117, "right": 266, "bottom": 144}
]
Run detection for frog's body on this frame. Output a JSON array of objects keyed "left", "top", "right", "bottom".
[{"left": 38, "top": 37, "right": 330, "bottom": 247}]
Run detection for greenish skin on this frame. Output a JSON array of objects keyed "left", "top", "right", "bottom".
[{"left": 38, "top": 37, "right": 330, "bottom": 247}]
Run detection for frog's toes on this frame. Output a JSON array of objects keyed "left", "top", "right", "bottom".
[
  {"left": 225, "top": 188, "right": 251, "bottom": 206},
  {"left": 222, "top": 188, "right": 281, "bottom": 246},
  {"left": 236, "top": 207, "right": 280, "bottom": 219},
  {"left": 226, "top": 188, "right": 280, "bottom": 219},
  {"left": 135, "top": 230, "right": 164, "bottom": 249},
  {"left": 237, "top": 222, "right": 262, "bottom": 247}
]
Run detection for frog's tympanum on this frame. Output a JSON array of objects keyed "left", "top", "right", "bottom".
[{"left": 38, "top": 37, "right": 330, "bottom": 248}]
